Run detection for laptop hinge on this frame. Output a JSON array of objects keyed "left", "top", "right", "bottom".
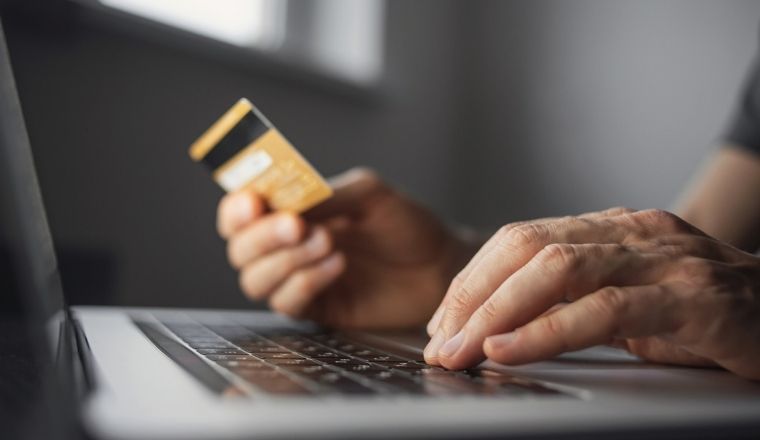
[{"left": 69, "top": 316, "right": 96, "bottom": 394}]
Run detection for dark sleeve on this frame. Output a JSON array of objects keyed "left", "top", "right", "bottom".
[{"left": 724, "top": 57, "right": 760, "bottom": 156}]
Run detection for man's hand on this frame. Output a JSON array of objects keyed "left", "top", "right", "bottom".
[
  {"left": 217, "top": 168, "right": 474, "bottom": 329},
  {"left": 424, "top": 208, "right": 760, "bottom": 380}
]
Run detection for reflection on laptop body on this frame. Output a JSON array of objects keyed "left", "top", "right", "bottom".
[{"left": 1, "top": 19, "right": 760, "bottom": 440}]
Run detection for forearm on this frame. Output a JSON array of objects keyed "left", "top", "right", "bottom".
[{"left": 674, "top": 146, "right": 760, "bottom": 252}]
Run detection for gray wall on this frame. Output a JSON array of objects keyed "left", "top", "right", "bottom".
[
  {"left": 4, "top": 0, "right": 759, "bottom": 308},
  {"left": 4, "top": 0, "right": 465, "bottom": 308},
  {"left": 456, "top": 0, "right": 760, "bottom": 227}
]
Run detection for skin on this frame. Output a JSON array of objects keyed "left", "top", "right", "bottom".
[
  {"left": 676, "top": 146, "right": 760, "bottom": 251},
  {"left": 424, "top": 147, "right": 760, "bottom": 380},
  {"left": 217, "top": 168, "right": 476, "bottom": 329},
  {"left": 218, "top": 148, "right": 760, "bottom": 380}
]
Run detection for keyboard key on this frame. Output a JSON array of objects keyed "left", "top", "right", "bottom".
[
  {"left": 317, "top": 374, "right": 377, "bottom": 395},
  {"left": 242, "top": 346, "right": 291, "bottom": 354},
  {"left": 373, "top": 371, "right": 424, "bottom": 391},
  {"left": 267, "top": 358, "right": 317, "bottom": 367},
  {"left": 347, "top": 364, "right": 387, "bottom": 374},
  {"left": 219, "top": 360, "right": 271, "bottom": 370},
  {"left": 320, "top": 357, "right": 368, "bottom": 366},
  {"left": 205, "top": 354, "right": 255, "bottom": 361},
  {"left": 181, "top": 337, "right": 226, "bottom": 344},
  {"left": 372, "top": 361, "right": 416, "bottom": 368},
  {"left": 351, "top": 349, "right": 375, "bottom": 357},
  {"left": 285, "top": 365, "right": 330, "bottom": 377},
  {"left": 196, "top": 348, "right": 246, "bottom": 355},
  {"left": 254, "top": 352, "right": 303, "bottom": 359},
  {"left": 186, "top": 342, "right": 233, "bottom": 349},
  {"left": 310, "top": 351, "right": 342, "bottom": 359},
  {"left": 297, "top": 345, "right": 324, "bottom": 354}
]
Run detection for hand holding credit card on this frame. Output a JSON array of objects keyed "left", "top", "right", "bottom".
[{"left": 189, "top": 98, "right": 333, "bottom": 213}]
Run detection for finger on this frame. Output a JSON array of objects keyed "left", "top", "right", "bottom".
[
  {"left": 217, "top": 190, "right": 266, "bottom": 239},
  {"left": 483, "top": 284, "right": 680, "bottom": 365},
  {"left": 304, "top": 168, "right": 388, "bottom": 221},
  {"left": 436, "top": 243, "right": 668, "bottom": 369},
  {"left": 238, "top": 226, "right": 332, "bottom": 300},
  {"left": 426, "top": 207, "right": 635, "bottom": 336},
  {"left": 612, "top": 208, "right": 706, "bottom": 239},
  {"left": 269, "top": 252, "right": 346, "bottom": 318},
  {"left": 426, "top": 220, "right": 537, "bottom": 336},
  {"left": 226, "top": 212, "right": 306, "bottom": 269},
  {"left": 635, "top": 234, "right": 745, "bottom": 264},
  {"left": 427, "top": 218, "right": 567, "bottom": 336},
  {"left": 426, "top": 215, "right": 634, "bottom": 365}
]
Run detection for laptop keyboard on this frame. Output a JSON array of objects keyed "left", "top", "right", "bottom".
[{"left": 160, "top": 321, "right": 565, "bottom": 398}]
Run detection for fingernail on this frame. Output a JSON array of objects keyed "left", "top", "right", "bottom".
[
  {"left": 426, "top": 306, "right": 444, "bottom": 336},
  {"left": 305, "top": 229, "right": 328, "bottom": 254},
  {"left": 424, "top": 331, "right": 445, "bottom": 361},
  {"left": 275, "top": 217, "right": 299, "bottom": 242},
  {"left": 439, "top": 330, "right": 465, "bottom": 358},
  {"left": 229, "top": 193, "right": 253, "bottom": 224},
  {"left": 485, "top": 331, "right": 517, "bottom": 350}
]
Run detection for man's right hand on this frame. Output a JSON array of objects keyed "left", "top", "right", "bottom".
[{"left": 216, "top": 168, "right": 476, "bottom": 329}]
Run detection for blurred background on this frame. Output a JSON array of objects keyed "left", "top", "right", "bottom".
[{"left": 1, "top": 0, "right": 758, "bottom": 309}]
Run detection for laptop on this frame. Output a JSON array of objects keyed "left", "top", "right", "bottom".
[{"left": 1, "top": 20, "right": 760, "bottom": 440}]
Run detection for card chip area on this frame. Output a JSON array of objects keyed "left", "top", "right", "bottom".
[{"left": 189, "top": 99, "right": 332, "bottom": 213}]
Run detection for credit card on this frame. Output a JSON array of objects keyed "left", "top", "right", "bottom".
[{"left": 189, "top": 98, "right": 333, "bottom": 213}]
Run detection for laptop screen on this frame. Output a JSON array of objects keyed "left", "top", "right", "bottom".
[{"left": 0, "top": 17, "right": 79, "bottom": 440}]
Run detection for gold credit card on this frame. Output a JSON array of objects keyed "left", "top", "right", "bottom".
[{"left": 189, "top": 98, "right": 332, "bottom": 213}]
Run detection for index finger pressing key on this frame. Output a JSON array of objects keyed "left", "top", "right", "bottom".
[
  {"left": 426, "top": 208, "right": 635, "bottom": 337},
  {"left": 424, "top": 214, "right": 631, "bottom": 366},
  {"left": 435, "top": 243, "right": 666, "bottom": 370}
]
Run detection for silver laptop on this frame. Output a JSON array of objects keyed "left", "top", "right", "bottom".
[{"left": 1, "top": 20, "right": 759, "bottom": 440}]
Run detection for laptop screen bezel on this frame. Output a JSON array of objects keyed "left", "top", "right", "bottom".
[{"left": 0, "top": 14, "right": 82, "bottom": 432}]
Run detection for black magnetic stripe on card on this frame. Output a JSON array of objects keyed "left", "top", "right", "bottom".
[{"left": 202, "top": 110, "right": 269, "bottom": 170}]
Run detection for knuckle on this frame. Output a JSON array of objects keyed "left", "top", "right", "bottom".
[
  {"left": 351, "top": 167, "right": 382, "bottom": 188},
  {"left": 449, "top": 272, "right": 465, "bottom": 292},
  {"left": 539, "top": 315, "right": 568, "bottom": 350},
  {"left": 536, "top": 243, "right": 580, "bottom": 274},
  {"left": 494, "top": 224, "right": 515, "bottom": 241},
  {"left": 498, "top": 223, "right": 542, "bottom": 250},
  {"left": 605, "top": 206, "right": 636, "bottom": 216},
  {"left": 446, "top": 284, "right": 478, "bottom": 320},
  {"left": 675, "top": 257, "right": 718, "bottom": 284},
  {"left": 637, "top": 209, "right": 686, "bottom": 233},
  {"left": 591, "top": 287, "right": 627, "bottom": 319},
  {"left": 476, "top": 299, "right": 501, "bottom": 323}
]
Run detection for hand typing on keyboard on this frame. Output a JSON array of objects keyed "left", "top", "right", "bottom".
[
  {"left": 217, "top": 167, "right": 479, "bottom": 329},
  {"left": 424, "top": 208, "right": 760, "bottom": 381}
]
